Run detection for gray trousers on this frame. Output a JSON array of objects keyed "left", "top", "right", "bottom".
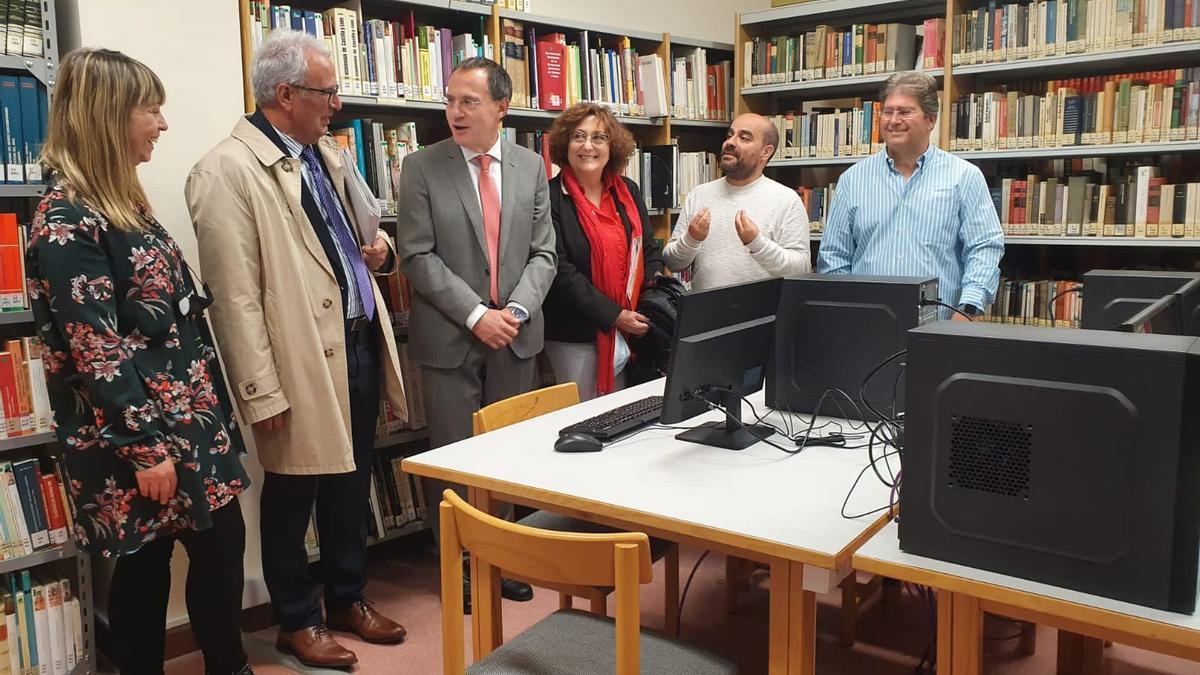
[{"left": 419, "top": 342, "right": 535, "bottom": 542}]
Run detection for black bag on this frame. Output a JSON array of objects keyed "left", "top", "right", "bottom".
[{"left": 626, "top": 275, "right": 687, "bottom": 385}]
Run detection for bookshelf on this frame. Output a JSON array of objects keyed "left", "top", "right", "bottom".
[
  {"left": 737, "top": 0, "right": 1200, "bottom": 311},
  {"left": 0, "top": 2, "right": 95, "bottom": 673},
  {"left": 238, "top": 0, "right": 735, "bottom": 245}
]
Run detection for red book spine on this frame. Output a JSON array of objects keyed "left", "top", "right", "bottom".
[
  {"left": 536, "top": 42, "right": 567, "bottom": 111},
  {"left": 39, "top": 473, "right": 69, "bottom": 545}
]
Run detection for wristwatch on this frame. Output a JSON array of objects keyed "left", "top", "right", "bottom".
[
  {"left": 507, "top": 305, "right": 530, "bottom": 324},
  {"left": 958, "top": 303, "right": 980, "bottom": 317}
]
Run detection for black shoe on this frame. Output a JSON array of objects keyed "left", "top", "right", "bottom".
[{"left": 500, "top": 578, "right": 533, "bottom": 602}]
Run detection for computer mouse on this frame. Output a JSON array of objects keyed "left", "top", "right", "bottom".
[{"left": 554, "top": 432, "right": 604, "bottom": 453}]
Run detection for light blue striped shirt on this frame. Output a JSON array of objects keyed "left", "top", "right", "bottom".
[
  {"left": 275, "top": 127, "right": 366, "bottom": 319},
  {"left": 817, "top": 144, "right": 1004, "bottom": 314}
]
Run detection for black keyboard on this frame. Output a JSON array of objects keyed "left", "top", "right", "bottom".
[{"left": 558, "top": 395, "right": 664, "bottom": 441}]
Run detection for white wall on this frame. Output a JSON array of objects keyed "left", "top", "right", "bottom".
[
  {"left": 532, "top": 0, "right": 767, "bottom": 44},
  {"left": 53, "top": 0, "right": 269, "bottom": 630}
]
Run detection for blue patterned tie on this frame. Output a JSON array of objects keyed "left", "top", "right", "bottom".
[{"left": 299, "top": 146, "right": 376, "bottom": 321}]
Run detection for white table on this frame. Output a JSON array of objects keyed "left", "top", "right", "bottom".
[
  {"left": 854, "top": 521, "right": 1200, "bottom": 674},
  {"left": 401, "top": 379, "right": 894, "bottom": 675}
]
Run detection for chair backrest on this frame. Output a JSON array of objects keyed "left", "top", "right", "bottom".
[
  {"left": 471, "top": 382, "right": 580, "bottom": 435},
  {"left": 440, "top": 489, "right": 653, "bottom": 675}
]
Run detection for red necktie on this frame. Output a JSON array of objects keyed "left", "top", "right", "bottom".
[{"left": 475, "top": 154, "right": 501, "bottom": 305}]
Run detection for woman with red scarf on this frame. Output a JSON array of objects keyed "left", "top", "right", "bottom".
[{"left": 542, "top": 103, "right": 664, "bottom": 400}]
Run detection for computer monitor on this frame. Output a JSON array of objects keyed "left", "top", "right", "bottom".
[
  {"left": 900, "top": 321, "right": 1200, "bottom": 612},
  {"left": 659, "top": 278, "right": 781, "bottom": 450},
  {"left": 1118, "top": 293, "right": 1181, "bottom": 335},
  {"left": 1081, "top": 269, "right": 1200, "bottom": 332},
  {"left": 1173, "top": 278, "right": 1200, "bottom": 336},
  {"left": 767, "top": 274, "right": 939, "bottom": 419}
]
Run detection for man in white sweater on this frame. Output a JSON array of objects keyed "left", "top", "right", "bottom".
[{"left": 663, "top": 113, "right": 811, "bottom": 291}]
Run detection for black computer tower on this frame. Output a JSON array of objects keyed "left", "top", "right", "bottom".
[
  {"left": 767, "top": 274, "right": 939, "bottom": 418},
  {"left": 900, "top": 322, "right": 1200, "bottom": 612},
  {"left": 1081, "top": 269, "right": 1200, "bottom": 331}
]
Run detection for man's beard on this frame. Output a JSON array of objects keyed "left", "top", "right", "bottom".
[{"left": 721, "top": 151, "right": 754, "bottom": 180}]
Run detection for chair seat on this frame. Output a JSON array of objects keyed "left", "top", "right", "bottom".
[
  {"left": 465, "top": 609, "right": 737, "bottom": 675},
  {"left": 517, "top": 510, "right": 674, "bottom": 560}
]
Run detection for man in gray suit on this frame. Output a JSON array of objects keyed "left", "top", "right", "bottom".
[{"left": 396, "top": 57, "right": 555, "bottom": 605}]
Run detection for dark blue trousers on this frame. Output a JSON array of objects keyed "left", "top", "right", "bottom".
[{"left": 260, "top": 320, "right": 380, "bottom": 631}]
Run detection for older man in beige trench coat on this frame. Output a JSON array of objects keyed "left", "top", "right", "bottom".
[{"left": 185, "top": 31, "right": 408, "bottom": 668}]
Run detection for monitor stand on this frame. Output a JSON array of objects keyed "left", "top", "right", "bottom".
[{"left": 675, "top": 389, "right": 774, "bottom": 450}]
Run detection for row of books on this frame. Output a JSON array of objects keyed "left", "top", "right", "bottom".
[
  {"left": 743, "top": 20, "right": 941, "bottom": 86},
  {"left": 797, "top": 183, "right": 837, "bottom": 231},
  {"left": 948, "top": 69, "right": 1200, "bottom": 151},
  {"left": 0, "top": 338, "right": 53, "bottom": 440},
  {"left": 624, "top": 144, "right": 719, "bottom": 211},
  {"left": 991, "top": 171, "right": 1200, "bottom": 237},
  {"left": 366, "top": 447, "right": 427, "bottom": 538},
  {"left": 247, "top": 3, "right": 493, "bottom": 102},
  {"left": 668, "top": 49, "right": 733, "bottom": 122},
  {"left": 1, "top": 571, "right": 85, "bottom": 675},
  {"left": 0, "top": 77, "right": 46, "bottom": 185},
  {"left": 0, "top": 457, "right": 71, "bottom": 563},
  {"left": 767, "top": 102, "right": 944, "bottom": 160},
  {"left": 0, "top": 0, "right": 43, "bottom": 59},
  {"left": 951, "top": 0, "right": 1200, "bottom": 66},
  {"left": 983, "top": 278, "right": 1083, "bottom": 327},
  {"left": 500, "top": 19, "right": 653, "bottom": 117},
  {"left": 330, "top": 119, "right": 419, "bottom": 218}
]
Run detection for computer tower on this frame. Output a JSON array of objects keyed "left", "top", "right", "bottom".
[
  {"left": 767, "top": 274, "right": 939, "bottom": 418},
  {"left": 1081, "top": 269, "right": 1200, "bottom": 331},
  {"left": 900, "top": 322, "right": 1200, "bottom": 612}
]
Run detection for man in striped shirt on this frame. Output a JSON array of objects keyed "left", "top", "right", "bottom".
[{"left": 817, "top": 72, "right": 1004, "bottom": 320}]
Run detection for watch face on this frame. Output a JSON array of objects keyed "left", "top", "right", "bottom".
[{"left": 509, "top": 306, "right": 529, "bottom": 322}]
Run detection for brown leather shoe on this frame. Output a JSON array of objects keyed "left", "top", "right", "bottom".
[
  {"left": 327, "top": 598, "right": 407, "bottom": 644},
  {"left": 275, "top": 625, "right": 357, "bottom": 668}
]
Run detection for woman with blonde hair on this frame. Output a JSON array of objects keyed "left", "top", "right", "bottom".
[
  {"left": 25, "top": 48, "right": 252, "bottom": 674},
  {"left": 542, "top": 102, "right": 663, "bottom": 399}
]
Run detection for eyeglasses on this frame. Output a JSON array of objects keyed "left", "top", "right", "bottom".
[
  {"left": 446, "top": 96, "right": 486, "bottom": 111},
  {"left": 569, "top": 131, "right": 611, "bottom": 146},
  {"left": 880, "top": 107, "right": 919, "bottom": 120},
  {"left": 293, "top": 83, "right": 340, "bottom": 105}
]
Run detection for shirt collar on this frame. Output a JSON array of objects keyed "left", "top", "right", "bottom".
[
  {"left": 884, "top": 142, "right": 936, "bottom": 173},
  {"left": 272, "top": 125, "right": 305, "bottom": 159},
  {"left": 460, "top": 134, "right": 503, "bottom": 166}
]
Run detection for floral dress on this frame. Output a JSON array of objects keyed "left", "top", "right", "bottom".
[{"left": 24, "top": 184, "right": 250, "bottom": 557}]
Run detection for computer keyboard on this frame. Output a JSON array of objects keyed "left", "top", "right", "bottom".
[{"left": 558, "top": 395, "right": 664, "bottom": 441}]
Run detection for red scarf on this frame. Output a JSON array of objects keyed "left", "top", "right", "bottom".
[{"left": 561, "top": 167, "right": 645, "bottom": 395}]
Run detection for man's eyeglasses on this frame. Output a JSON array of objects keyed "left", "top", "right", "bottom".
[
  {"left": 293, "top": 83, "right": 340, "bottom": 105},
  {"left": 569, "top": 131, "right": 611, "bottom": 146},
  {"left": 445, "top": 96, "right": 485, "bottom": 111},
  {"left": 880, "top": 107, "right": 919, "bottom": 120}
]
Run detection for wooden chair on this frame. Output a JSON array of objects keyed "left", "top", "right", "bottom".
[
  {"left": 472, "top": 382, "right": 682, "bottom": 635},
  {"left": 439, "top": 490, "right": 735, "bottom": 675}
]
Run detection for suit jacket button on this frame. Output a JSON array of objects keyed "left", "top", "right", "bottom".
[
  {"left": 324, "top": 348, "right": 334, "bottom": 358},
  {"left": 246, "top": 384, "right": 257, "bottom": 396},
  {"left": 282, "top": 161, "right": 293, "bottom": 172},
  {"left": 323, "top": 298, "right": 333, "bottom": 309},
  {"left": 483, "top": 268, "right": 489, "bottom": 275}
]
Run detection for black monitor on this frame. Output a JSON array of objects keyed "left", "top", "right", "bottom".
[
  {"left": 1081, "top": 269, "right": 1200, "bottom": 332},
  {"left": 1118, "top": 293, "right": 1181, "bottom": 335},
  {"left": 767, "top": 274, "right": 940, "bottom": 419},
  {"left": 1173, "top": 278, "right": 1200, "bottom": 336},
  {"left": 659, "top": 278, "right": 781, "bottom": 450},
  {"left": 900, "top": 321, "right": 1200, "bottom": 612}
]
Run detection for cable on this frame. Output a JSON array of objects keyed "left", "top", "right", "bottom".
[
  {"left": 675, "top": 550, "right": 710, "bottom": 634},
  {"left": 921, "top": 299, "right": 975, "bottom": 321},
  {"left": 1047, "top": 283, "right": 1083, "bottom": 325}
]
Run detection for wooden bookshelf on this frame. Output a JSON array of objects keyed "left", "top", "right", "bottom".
[
  {"left": 953, "top": 41, "right": 1200, "bottom": 78},
  {"left": 741, "top": 68, "right": 945, "bottom": 98}
]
